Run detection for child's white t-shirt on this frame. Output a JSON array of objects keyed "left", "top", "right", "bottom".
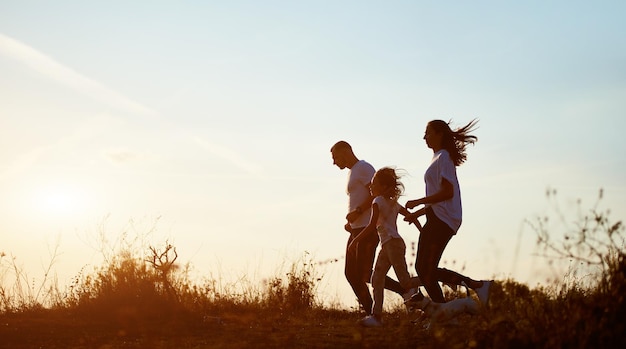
[{"left": 373, "top": 196, "right": 402, "bottom": 245}]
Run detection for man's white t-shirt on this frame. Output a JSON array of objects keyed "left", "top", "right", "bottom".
[
  {"left": 425, "top": 149, "right": 462, "bottom": 233},
  {"left": 347, "top": 160, "right": 375, "bottom": 229},
  {"left": 373, "top": 196, "right": 402, "bottom": 245}
]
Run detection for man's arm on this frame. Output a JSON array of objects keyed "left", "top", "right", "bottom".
[
  {"left": 346, "top": 195, "right": 375, "bottom": 223},
  {"left": 348, "top": 203, "right": 379, "bottom": 251}
]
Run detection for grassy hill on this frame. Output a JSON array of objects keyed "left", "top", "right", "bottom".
[{"left": 1, "top": 193, "right": 624, "bottom": 348}]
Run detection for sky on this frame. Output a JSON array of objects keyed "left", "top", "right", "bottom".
[{"left": 1, "top": 1, "right": 625, "bottom": 308}]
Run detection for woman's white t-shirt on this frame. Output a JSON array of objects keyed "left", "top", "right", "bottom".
[{"left": 425, "top": 149, "right": 462, "bottom": 233}]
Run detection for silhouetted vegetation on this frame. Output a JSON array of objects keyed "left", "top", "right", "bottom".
[{"left": 1, "top": 189, "right": 624, "bottom": 348}]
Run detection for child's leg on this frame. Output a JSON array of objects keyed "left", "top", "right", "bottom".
[
  {"left": 386, "top": 238, "right": 420, "bottom": 290},
  {"left": 371, "top": 247, "right": 392, "bottom": 318},
  {"left": 360, "top": 229, "right": 405, "bottom": 295}
]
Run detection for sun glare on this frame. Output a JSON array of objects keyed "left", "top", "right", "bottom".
[{"left": 32, "top": 183, "right": 88, "bottom": 218}]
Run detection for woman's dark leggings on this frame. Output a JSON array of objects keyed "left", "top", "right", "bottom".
[{"left": 416, "top": 207, "right": 475, "bottom": 303}]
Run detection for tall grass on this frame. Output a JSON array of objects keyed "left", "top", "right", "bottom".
[
  {"left": 477, "top": 188, "right": 625, "bottom": 348},
  {"left": 264, "top": 251, "right": 320, "bottom": 311},
  {"left": 0, "top": 242, "right": 63, "bottom": 312},
  {"left": 1, "top": 189, "right": 625, "bottom": 348}
]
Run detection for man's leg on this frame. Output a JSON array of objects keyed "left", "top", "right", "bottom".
[{"left": 345, "top": 229, "right": 373, "bottom": 313}]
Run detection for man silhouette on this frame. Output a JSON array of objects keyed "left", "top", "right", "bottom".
[{"left": 331, "top": 141, "right": 405, "bottom": 314}]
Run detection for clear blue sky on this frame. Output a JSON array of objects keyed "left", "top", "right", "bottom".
[{"left": 2, "top": 1, "right": 625, "bottom": 307}]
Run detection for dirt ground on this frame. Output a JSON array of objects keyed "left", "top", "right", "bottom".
[{"left": 0, "top": 308, "right": 444, "bottom": 349}]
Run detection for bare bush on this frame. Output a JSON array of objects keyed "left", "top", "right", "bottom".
[
  {"left": 0, "top": 241, "right": 62, "bottom": 312},
  {"left": 528, "top": 188, "right": 625, "bottom": 284}
]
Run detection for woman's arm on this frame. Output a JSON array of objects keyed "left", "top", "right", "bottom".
[{"left": 405, "top": 178, "right": 453, "bottom": 209}]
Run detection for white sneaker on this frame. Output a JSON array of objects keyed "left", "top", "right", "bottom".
[
  {"left": 475, "top": 280, "right": 493, "bottom": 308},
  {"left": 358, "top": 315, "right": 383, "bottom": 327}
]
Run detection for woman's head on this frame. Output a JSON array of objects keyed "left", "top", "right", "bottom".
[
  {"left": 370, "top": 167, "right": 404, "bottom": 201},
  {"left": 423, "top": 120, "right": 447, "bottom": 151},
  {"left": 423, "top": 119, "right": 478, "bottom": 166}
]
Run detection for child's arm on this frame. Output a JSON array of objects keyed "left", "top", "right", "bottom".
[
  {"left": 399, "top": 204, "right": 424, "bottom": 231},
  {"left": 348, "top": 203, "right": 379, "bottom": 252}
]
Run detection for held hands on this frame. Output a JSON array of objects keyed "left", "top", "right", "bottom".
[
  {"left": 405, "top": 198, "right": 424, "bottom": 210},
  {"left": 404, "top": 212, "right": 424, "bottom": 231},
  {"left": 403, "top": 211, "right": 420, "bottom": 225},
  {"left": 404, "top": 198, "right": 426, "bottom": 226}
]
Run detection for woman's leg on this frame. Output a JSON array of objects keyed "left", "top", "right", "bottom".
[
  {"left": 436, "top": 268, "right": 482, "bottom": 289},
  {"left": 415, "top": 210, "right": 453, "bottom": 303}
]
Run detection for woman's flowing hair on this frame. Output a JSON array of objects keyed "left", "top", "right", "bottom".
[{"left": 429, "top": 119, "right": 478, "bottom": 166}]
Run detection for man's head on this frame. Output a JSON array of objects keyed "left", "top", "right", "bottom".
[{"left": 330, "top": 141, "right": 356, "bottom": 170}]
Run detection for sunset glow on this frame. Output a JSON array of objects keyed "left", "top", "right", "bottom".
[{"left": 1, "top": 1, "right": 625, "bottom": 309}]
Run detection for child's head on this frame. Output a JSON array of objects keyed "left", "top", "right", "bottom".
[{"left": 370, "top": 167, "right": 404, "bottom": 201}]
